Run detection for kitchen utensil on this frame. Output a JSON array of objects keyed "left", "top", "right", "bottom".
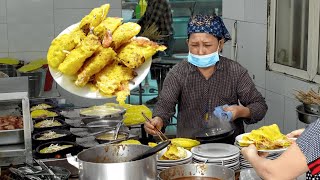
[
  {"left": 113, "top": 121, "right": 124, "bottom": 140},
  {"left": 79, "top": 104, "right": 126, "bottom": 119},
  {"left": 141, "top": 112, "right": 169, "bottom": 141},
  {"left": 158, "top": 164, "right": 235, "bottom": 180},
  {"left": 67, "top": 144, "right": 157, "bottom": 180},
  {"left": 33, "top": 117, "right": 69, "bottom": 132},
  {"left": 95, "top": 130, "right": 129, "bottom": 144},
  {"left": 34, "top": 159, "right": 61, "bottom": 180},
  {"left": 32, "top": 129, "right": 75, "bottom": 146},
  {"left": 35, "top": 141, "right": 83, "bottom": 159},
  {"left": 303, "top": 103, "right": 320, "bottom": 115},
  {"left": 296, "top": 104, "right": 320, "bottom": 124},
  {"left": 129, "top": 140, "right": 171, "bottom": 161}
]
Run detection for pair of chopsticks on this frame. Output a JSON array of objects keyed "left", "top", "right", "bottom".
[{"left": 141, "top": 112, "right": 169, "bottom": 142}]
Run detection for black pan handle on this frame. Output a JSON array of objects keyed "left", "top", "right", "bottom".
[{"left": 129, "top": 140, "right": 171, "bottom": 161}]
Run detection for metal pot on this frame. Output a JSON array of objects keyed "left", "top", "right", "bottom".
[
  {"left": 303, "top": 103, "right": 320, "bottom": 115},
  {"left": 158, "top": 164, "right": 235, "bottom": 180},
  {"left": 67, "top": 144, "right": 157, "bottom": 180},
  {"left": 296, "top": 104, "right": 320, "bottom": 124}
]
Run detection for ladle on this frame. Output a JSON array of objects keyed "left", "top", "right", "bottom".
[
  {"left": 113, "top": 121, "right": 124, "bottom": 140},
  {"left": 129, "top": 140, "right": 171, "bottom": 161}
]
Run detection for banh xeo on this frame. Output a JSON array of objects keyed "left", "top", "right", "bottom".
[
  {"left": 31, "top": 109, "right": 58, "bottom": 118},
  {"left": 37, "top": 131, "right": 67, "bottom": 140},
  {"left": 40, "top": 144, "right": 73, "bottom": 154},
  {"left": 31, "top": 103, "right": 53, "bottom": 111},
  {"left": 47, "top": 3, "right": 166, "bottom": 103},
  {"left": 160, "top": 144, "right": 187, "bottom": 160},
  {"left": 238, "top": 124, "right": 292, "bottom": 150},
  {"left": 34, "top": 119, "right": 62, "bottom": 128}
]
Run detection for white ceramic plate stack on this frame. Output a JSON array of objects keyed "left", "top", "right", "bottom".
[
  {"left": 157, "top": 147, "right": 193, "bottom": 171},
  {"left": 191, "top": 143, "right": 240, "bottom": 171},
  {"left": 234, "top": 133, "right": 285, "bottom": 169},
  {"left": 239, "top": 152, "right": 282, "bottom": 169}
]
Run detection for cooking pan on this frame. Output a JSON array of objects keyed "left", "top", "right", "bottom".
[
  {"left": 32, "top": 129, "right": 75, "bottom": 146},
  {"left": 35, "top": 141, "right": 83, "bottom": 159},
  {"left": 67, "top": 144, "right": 157, "bottom": 180},
  {"left": 158, "top": 164, "right": 235, "bottom": 180},
  {"left": 95, "top": 130, "right": 129, "bottom": 144},
  {"left": 33, "top": 117, "right": 69, "bottom": 132},
  {"left": 193, "top": 127, "right": 234, "bottom": 141}
]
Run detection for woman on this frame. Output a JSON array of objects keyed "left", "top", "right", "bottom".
[
  {"left": 144, "top": 14, "right": 268, "bottom": 143},
  {"left": 241, "top": 119, "right": 320, "bottom": 180}
]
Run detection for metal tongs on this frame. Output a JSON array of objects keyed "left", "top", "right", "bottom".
[{"left": 141, "top": 112, "right": 169, "bottom": 141}]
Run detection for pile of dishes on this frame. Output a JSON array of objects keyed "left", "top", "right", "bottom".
[
  {"left": 191, "top": 143, "right": 240, "bottom": 171},
  {"left": 239, "top": 152, "right": 281, "bottom": 169},
  {"left": 156, "top": 146, "right": 193, "bottom": 171}
]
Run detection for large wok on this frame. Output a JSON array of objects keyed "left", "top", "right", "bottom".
[
  {"left": 158, "top": 164, "right": 235, "bottom": 180},
  {"left": 67, "top": 144, "right": 157, "bottom": 180}
]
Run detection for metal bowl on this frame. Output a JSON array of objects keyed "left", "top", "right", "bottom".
[
  {"left": 303, "top": 103, "right": 320, "bottom": 115},
  {"left": 95, "top": 130, "right": 129, "bottom": 144},
  {"left": 84, "top": 120, "right": 121, "bottom": 133},
  {"left": 296, "top": 104, "right": 320, "bottom": 124}
]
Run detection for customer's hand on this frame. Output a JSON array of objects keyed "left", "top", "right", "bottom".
[
  {"left": 144, "top": 116, "right": 164, "bottom": 135},
  {"left": 241, "top": 144, "right": 268, "bottom": 160},
  {"left": 286, "top": 128, "right": 305, "bottom": 138}
]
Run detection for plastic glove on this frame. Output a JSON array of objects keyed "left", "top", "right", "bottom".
[{"left": 213, "top": 104, "right": 233, "bottom": 121}]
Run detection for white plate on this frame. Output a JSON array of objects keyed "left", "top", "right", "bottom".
[
  {"left": 191, "top": 143, "right": 240, "bottom": 158},
  {"left": 49, "top": 23, "right": 152, "bottom": 99},
  {"left": 157, "top": 159, "right": 192, "bottom": 167},
  {"left": 193, "top": 154, "right": 239, "bottom": 164},
  {"left": 157, "top": 147, "right": 192, "bottom": 163},
  {"left": 235, "top": 133, "right": 295, "bottom": 153}
]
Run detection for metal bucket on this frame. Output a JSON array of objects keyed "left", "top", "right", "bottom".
[
  {"left": 18, "top": 71, "right": 43, "bottom": 98},
  {"left": 0, "top": 64, "right": 17, "bottom": 77},
  {"left": 67, "top": 144, "right": 157, "bottom": 180}
]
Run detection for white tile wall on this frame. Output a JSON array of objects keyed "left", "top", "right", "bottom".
[
  {"left": 265, "top": 71, "right": 286, "bottom": 95},
  {"left": 0, "top": 0, "right": 6, "bottom": 24},
  {"left": 237, "top": 21, "right": 267, "bottom": 89},
  {"left": 284, "top": 97, "right": 301, "bottom": 134},
  {"left": 0, "top": 52, "right": 8, "bottom": 58},
  {"left": 7, "top": 0, "right": 53, "bottom": 24},
  {"left": 54, "top": 9, "right": 91, "bottom": 36},
  {"left": 54, "top": 0, "right": 120, "bottom": 9},
  {"left": 8, "top": 52, "right": 48, "bottom": 62},
  {"left": 265, "top": 90, "right": 285, "bottom": 130},
  {"left": 222, "top": 0, "right": 245, "bottom": 21},
  {"left": 8, "top": 23, "right": 54, "bottom": 52},
  {"left": 244, "top": 0, "right": 267, "bottom": 24},
  {"left": 0, "top": 24, "right": 8, "bottom": 52}
]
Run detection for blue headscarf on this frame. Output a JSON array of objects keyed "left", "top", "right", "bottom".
[{"left": 187, "top": 14, "right": 231, "bottom": 42}]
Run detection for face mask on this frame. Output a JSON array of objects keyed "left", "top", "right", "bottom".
[{"left": 187, "top": 45, "right": 220, "bottom": 68}]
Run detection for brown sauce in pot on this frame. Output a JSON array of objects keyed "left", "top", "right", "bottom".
[{"left": 172, "top": 177, "right": 221, "bottom": 180}]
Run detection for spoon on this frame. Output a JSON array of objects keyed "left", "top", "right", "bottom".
[
  {"left": 113, "top": 121, "right": 124, "bottom": 140},
  {"left": 129, "top": 140, "right": 171, "bottom": 161}
]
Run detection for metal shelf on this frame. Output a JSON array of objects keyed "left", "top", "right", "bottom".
[{"left": 0, "top": 78, "right": 32, "bottom": 166}]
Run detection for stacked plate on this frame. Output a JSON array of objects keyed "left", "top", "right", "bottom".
[
  {"left": 234, "top": 133, "right": 285, "bottom": 169},
  {"left": 191, "top": 143, "right": 240, "bottom": 171},
  {"left": 157, "top": 147, "right": 193, "bottom": 171},
  {"left": 239, "top": 152, "right": 282, "bottom": 169}
]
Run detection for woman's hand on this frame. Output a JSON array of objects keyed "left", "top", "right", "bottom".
[
  {"left": 144, "top": 116, "right": 164, "bottom": 135},
  {"left": 241, "top": 144, "right": 269, "bottom": 160},
  {"left": 286, "top": 128, "right": 305, "bottom": 138}
]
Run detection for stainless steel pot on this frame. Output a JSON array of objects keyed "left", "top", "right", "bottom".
[
  {"left": 296, "top": 104, "right": 320, "bottom": 124},
  {"left": 67, "top": 144, "right": 157, "bottom": 180},
  {"left": 158, "top": 164, "right": 235, "bottom": 180}
]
